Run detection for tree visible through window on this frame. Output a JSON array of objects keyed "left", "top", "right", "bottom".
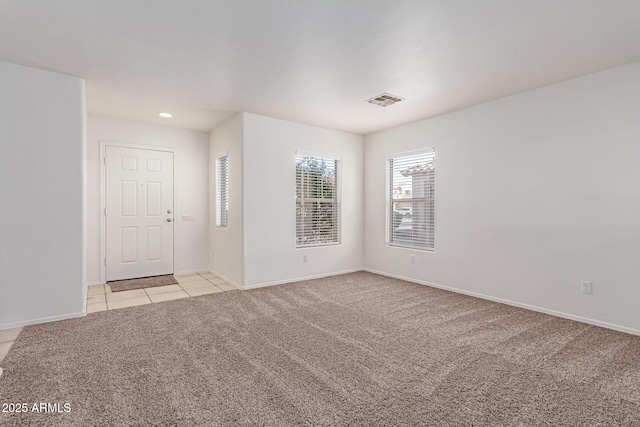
[
  {"left": 296, "top": 154, "right": 339, "bottom": 246},
  {"left": 388, "top": 149, "right": 435, "bottom": 250}
]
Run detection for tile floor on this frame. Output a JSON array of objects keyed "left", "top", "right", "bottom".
[
  {"left": 0, "top": 273, "right": 236, "bottom": 364},
  {"left": 0, "top": 327, "right": 22, "bottom": 363},
  {"left": 87, "top": 272, "right": 237, "bottom": 313}
]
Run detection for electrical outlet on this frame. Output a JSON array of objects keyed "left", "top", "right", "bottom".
[
  {"left": 303, "top": 254, "right": 308, "bottom": 263},
  {"left": 410, "top": 255, "right": 416, "bottom": 264},
  {"left": 581, "top": 281, "right": 593, "bottom": 294}
]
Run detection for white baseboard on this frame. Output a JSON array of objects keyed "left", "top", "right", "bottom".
[
  {"left": 0, "top": 311, "right": 86, "bottom": 331},
  {"left": 86, "top": 280, "right": 103, "bottom": 287},
  {"left": 175, "top": 268, "right": 210, "bottom": 276},
  {"left": 242, "top": 268, "right": 364, "bottom": 290},
  {"left": 207, "top": 271, "right": 242, "bottom": 289},
  {"left": 363, "top": 268, "right": 640, "bottom": 337}
]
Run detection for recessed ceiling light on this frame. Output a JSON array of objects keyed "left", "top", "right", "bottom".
[
  {"left": 158, "top": 112, "right": 172, "bottom": 118},
  {"left": 365, "top": 93, "right": 404, "bottom": 107}
]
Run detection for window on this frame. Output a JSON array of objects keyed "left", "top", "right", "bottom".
[
  {"left": 296, "top": 153, "right": 340, "bottom": 246},
  {"left": 216, "top": 152, "right": 229, "bottom": 228},
  {"left": 388, "top": 149, "right": 435, "bottom": 251}
]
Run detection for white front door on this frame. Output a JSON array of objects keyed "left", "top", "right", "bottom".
[{"left": 105, "top": 146, "right": 174, "bottom": 281}]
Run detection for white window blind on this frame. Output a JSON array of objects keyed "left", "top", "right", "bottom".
[
  {"left": 388, "top": 150, "right": 435, "bottom": 251},
  {"left": 216, "top": 153, "right": 229, "bottom": 228},
  {"left": 296, "top": 154, "right": 339, "bottom": 247}
]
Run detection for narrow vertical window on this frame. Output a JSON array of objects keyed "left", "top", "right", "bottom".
[
  {"left": 216, "top": 153, "right": 229, "bottom": 228},
  {"left": 388, "top": 149, "right": 435, "bottom": 250},
  {"left": 296, "top": 153, "right": 340, "bottom": 246}
]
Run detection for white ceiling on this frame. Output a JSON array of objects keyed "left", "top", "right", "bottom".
[{"left": 1, "top": 0, "right": 639, "bottom": 135}]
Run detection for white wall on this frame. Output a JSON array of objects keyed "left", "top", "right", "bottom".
[
  {"left": 0, "top": 61, "right": 86, "bottom": 329},
  {"left": 86, "top": 116, "right": 209, "bottom": 284},
  {"left": 209, "top": 114, "right": 244, "bottom": 286},
  {"left": 364, "top": 61, "right": 640, "bottom": 333},
  {"left": 242, "top": 113, "right": 364, "bottom": 288}
]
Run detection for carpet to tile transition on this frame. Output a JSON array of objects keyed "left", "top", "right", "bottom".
[
  {"left": 107, "top": 274, "right": 178, "bottom": 292},
  {"left": 1, "top": 272, "right": 639, "bottom": 426}
]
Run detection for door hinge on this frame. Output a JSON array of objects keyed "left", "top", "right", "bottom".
[
  {"left": 104, "top": 207, "right": 106, "bottom": 215},
  {"left": 103, "top": 156, "right": 106, "bottom": 165},
  {"left": 104, "top": 258, "right": 107, "bottom": 267}
]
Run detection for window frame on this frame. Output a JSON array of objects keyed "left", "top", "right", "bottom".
[
  {"left": 295, "top": 151, "right": 341, "bottom": 248},
  {"left": 215, "top": 152, "right": 229, "bottom": 229},
  {"left": 386, "top": 148, "right": 435, "bottom": 252}
]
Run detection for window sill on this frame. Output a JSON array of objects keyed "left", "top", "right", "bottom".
[
  {"left": 386, "top": 243, "right": 434, "bottom": 253},
  {"left": 296, "top": 242, "right": 341, "bottom": 249}
]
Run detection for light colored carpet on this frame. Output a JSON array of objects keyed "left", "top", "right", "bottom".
[
  {"left": 1, "top": 272, "right": 639, "bottom": 426},
  {"left": 107, "top": 274, "right": 178, "bottom": 292}
]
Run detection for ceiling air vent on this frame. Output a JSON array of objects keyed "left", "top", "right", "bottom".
[{"left": 365, "top": 93, "right": 404, "bottom": 107}]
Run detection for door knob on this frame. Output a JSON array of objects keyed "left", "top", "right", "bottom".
[
  {"left": 167, "top": 209, "right": 172, "bottom": 214},
  {"left": 167, "top": 218, "right": 173, "bottom": 223}
]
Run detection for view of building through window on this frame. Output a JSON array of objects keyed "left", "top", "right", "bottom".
[{"left": 389, "top": 150, "right": 435, "bottom": 250}]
